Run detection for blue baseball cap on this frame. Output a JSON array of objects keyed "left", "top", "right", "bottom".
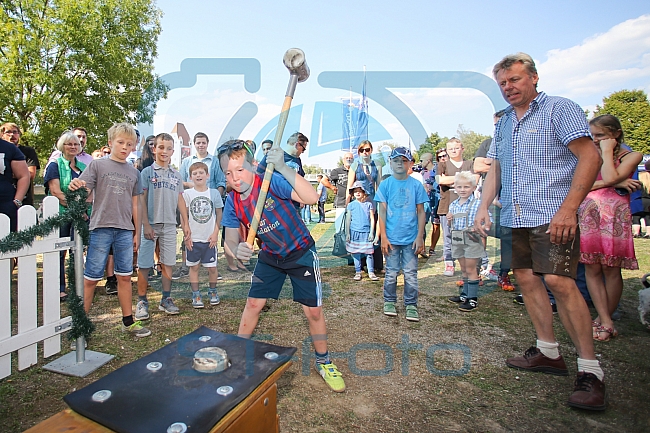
[{"left": 390, "top": 146, "right": 413, "bottom": 161}]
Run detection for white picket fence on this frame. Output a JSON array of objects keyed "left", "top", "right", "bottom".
[{"left": 0, "top": 196, "right": 73, "bottom": 380}]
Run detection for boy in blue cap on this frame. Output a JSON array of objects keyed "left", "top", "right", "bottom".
[{"left": 375, "top": 147, "right": 428, "bottom": 321}]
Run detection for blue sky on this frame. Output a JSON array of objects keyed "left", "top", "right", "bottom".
[{"left": 149, "top": 0, "right": 650, "bottom": 167}]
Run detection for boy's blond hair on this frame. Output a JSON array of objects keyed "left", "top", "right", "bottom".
[
  {"left": 107, "top": 123, "right": 137, "bottom": 142},
  {"left": 454, "top": 170, "right": 476, "bottom": 187}
]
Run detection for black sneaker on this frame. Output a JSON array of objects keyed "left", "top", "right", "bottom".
[
  {"left": 513, "top": 294, "right": 524, "bottom": 305},
  {"left": 448, "top": 295, "right": 466, "bottom": 304},
  {"left": 105, "top": 277, "right": 118, "bottom": 295},
  {"left": 459, "top": 298, "right": 477, "bottom": 312},
  {"left": 551, "top": 303, "right": 558, "bottom": 314}
]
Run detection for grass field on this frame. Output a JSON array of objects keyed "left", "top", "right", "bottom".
[{"left": 1, "top": 212, "right": 649, "bottom": 432}]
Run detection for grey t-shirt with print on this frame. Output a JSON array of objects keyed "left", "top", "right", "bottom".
[
  {"left": 80, "top": 158, "right": 143, "bottom": 231},
  {"left": 140, "top": 163, "right": 183, "bottom": 225}
]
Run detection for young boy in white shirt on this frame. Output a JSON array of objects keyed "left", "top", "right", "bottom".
[{"left": 179, "top": 162, "right": 224, "bottom": 307}]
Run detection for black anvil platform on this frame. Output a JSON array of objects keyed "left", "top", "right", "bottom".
[{"left": 62, "top": 326, "right": 296, "bottom": 433}]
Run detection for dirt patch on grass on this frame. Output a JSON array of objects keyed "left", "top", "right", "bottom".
[{"left": 1, "top": 237, "right": 650, "bottom": 432}]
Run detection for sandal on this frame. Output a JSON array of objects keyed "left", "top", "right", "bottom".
[
  {"left": 428, "top": 248, "right": 435, "bottom": 255},
  {"left": 591, "top": 320, "right": 601, "bottom": 338},
  {"left": 594, "top": 325, "right": 615, "bottom": 342}
]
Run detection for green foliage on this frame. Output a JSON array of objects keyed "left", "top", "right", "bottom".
[
  {"left": 418, "top": 132, "right": 449, "bottom": 157},
  {"left": 303, "top": 164, "right": 321, "bottom": 175},
  {"left": 593, "top": 90, "right": 650, "bottom": 154},
  {"left": 456, "top": 125, "right": 490, "bottom": 158},
  {"left": 0, "top": 0, "right": 168, "bottom": 158}
]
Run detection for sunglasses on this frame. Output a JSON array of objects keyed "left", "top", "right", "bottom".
[
  {"left": 358, "top": 148, "right": 371, "bottom": 154},
  {"left": 217, "top": 140, "right": 253, "bottom": 157},
  {"left": 296, "top": 140, "right": 307, "bottom": 151},
  {"left": 437, "top": 154, "right": 448, "bottom": 159}
]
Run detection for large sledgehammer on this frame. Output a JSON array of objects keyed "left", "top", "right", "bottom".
[{"left": 245, "top": 48, "right": 310, "bottom": 245}]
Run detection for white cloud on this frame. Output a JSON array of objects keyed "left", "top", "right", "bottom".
[{"left": 538, "top": 14, "right": 650, "bottom": 99}]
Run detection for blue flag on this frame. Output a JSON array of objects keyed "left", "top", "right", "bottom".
[{"left": 341, "top": 75, "right": 368, "bottom": 151}]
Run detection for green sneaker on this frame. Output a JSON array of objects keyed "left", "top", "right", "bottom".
[
  {"left": 405, "top": 305, "right": 420, "bottom": 322},
  {"left": 383, "top": 302, "right": 397, "bottom": 317},
  {"left": 315, "top": 363, "right": 346, "bottom": 392},
  {"left": 121, "top": 320, "right": 151, "bottom": 337}
]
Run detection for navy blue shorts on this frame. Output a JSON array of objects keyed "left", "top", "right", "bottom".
[
  {"left": 186, "top": 241, "right": 217, "bottom": 267},
  {"left": 249, "top": 243, "right": 322, "bottom": 307}
]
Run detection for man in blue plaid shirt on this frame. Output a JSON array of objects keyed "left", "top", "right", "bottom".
[{"left": 475, "top": 53, "right": 606, "bottom": 411}]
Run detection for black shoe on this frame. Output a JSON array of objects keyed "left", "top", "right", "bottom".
[
  {"left": 459, "top": 298, "right": 477, "bottom": 312},
  {"left": 513, "top": 294, "right": 524, "bottom": 305},
  {"left": 105, "top": 277, "right": 118, "bottom": 295},
  {"left": 448, "top": 295, "right": 466, "bottom": 303},
  {"left": 551, "top": 303, "right": 558, "bottom": 314}
]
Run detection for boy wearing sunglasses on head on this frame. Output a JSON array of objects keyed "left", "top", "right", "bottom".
[{"left": 219, "top": 139, "right": 346, "bottom": 393}]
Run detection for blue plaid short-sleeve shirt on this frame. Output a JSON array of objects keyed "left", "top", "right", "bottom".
[{"left": 487, "top": 92, "right": 591, "bottom": 228}]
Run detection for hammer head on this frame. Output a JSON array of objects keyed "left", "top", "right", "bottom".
[{"left": 283, "top": 48, "right": 310, "bottom": 83}]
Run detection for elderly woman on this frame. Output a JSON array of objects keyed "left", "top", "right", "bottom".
[{"left": 43, "top": 131, "right": 88, "bottom": 301}]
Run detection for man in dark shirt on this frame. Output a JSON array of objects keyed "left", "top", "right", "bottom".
[
  {"left": 0, "top": 138, "right": 30, "bottom": 231},
  {"left": 329, "top": 152, "right": 354, "bottom": 209},
  {"left": 257, "top": 132, "right": 309, "bottom": 210},
  {"left": 1, "top": 122, "right": 40, "bottom": 206}
]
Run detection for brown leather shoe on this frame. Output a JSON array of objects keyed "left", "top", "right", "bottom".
[
  {"left": 505, "top": 346, "right": 569, "bottom": 376},
  {"left": 567, "top": 372, "right": 606, "bottom": 411}
]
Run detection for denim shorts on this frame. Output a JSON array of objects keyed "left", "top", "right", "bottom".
[{"left": 84, "top": 228, "right": 134, "bottom": 280}]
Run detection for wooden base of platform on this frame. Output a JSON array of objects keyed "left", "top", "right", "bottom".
[{"left": 25, "top": 362, "right": 291, "bottom": 433}]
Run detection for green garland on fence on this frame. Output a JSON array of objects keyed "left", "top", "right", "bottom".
[
  {"left": 66, "top": 254, "right": 95, "bottom": 340},
  {"left": 0, "top": 188, "right": 94, "bottom": 340}
]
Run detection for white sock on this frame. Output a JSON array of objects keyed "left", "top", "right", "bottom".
[
  {"left": 577, "top": 358, "right": 604, "bottom": 382},
  {"left": 536, "top": 339, "right": 560, "bottom": 359}
]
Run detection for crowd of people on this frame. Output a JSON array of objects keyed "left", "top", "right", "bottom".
[{"left": 2, "top": 52, "right": 649, "bottom": 409}]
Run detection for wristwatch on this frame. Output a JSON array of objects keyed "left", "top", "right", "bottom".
[{"left": 13, "top": 199, "right": 23, "bottom": 208}]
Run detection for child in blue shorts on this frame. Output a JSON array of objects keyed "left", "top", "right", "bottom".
[
  {"left": 218, "top": 139, "right": 346, "bottom": 393},
  {"left": 179, "top": 161, "right": 224, "bottom": 308},
  {"left": 68, "top": 123, "right": 150, "bottom": 337}
]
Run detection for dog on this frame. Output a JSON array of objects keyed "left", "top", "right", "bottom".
[{"left": 640, "top": 273, "right": 650, "bottom": 329}]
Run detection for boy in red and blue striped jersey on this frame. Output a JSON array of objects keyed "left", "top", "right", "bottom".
[{"left": 219, "top": 140, "right": 345, "bottom": 393}]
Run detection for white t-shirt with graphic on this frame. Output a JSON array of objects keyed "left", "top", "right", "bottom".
[{"left": 182, "top": 188, "right": 224, "bottom": 242}]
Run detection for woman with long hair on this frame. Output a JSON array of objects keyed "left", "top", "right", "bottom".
[{"left": 578, "top": 114, "right": 642, "bottom": 341}]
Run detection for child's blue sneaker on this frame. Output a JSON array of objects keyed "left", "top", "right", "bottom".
[
  {"left": 192, "top": 291, "right": 204, "bottom": 309},
  {"left": 209, "top": 290, "right": 220, "bottom": 306}
]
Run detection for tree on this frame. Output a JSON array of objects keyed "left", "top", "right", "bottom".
[
  {"left": 0, "top": 0, "right": 168, "bottom": 157},
  {"left": 456, "top": 125, "right": 490, "bottom": 158},
  {"left": 417, "top": 132, "right": 449, "bottom": 161},
  {"left": 303, "top": 164, "right": 321, "bottom": 175},
  {"left": 593, "top": 90, "right": 650, "bottom": 155}
]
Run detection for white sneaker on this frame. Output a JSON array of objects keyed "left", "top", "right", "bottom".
[
  {"left": 135, "top": 300, "right": 150, "bottom": 320},
  {"left": 443, "top": 264, "right": 455, "bottom": 277}
]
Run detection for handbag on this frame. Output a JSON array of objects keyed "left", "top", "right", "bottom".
[{"left": 332, "top": 210, "right": 350, "bottom": 258}]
